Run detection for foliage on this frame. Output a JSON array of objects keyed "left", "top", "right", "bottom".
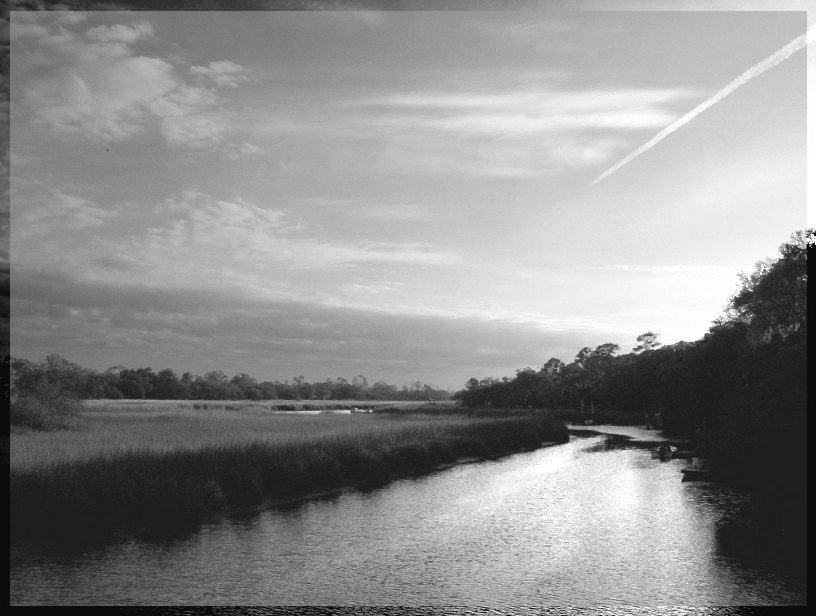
[
  {"left": 10, "top": 355, "right": 87, "bottom": 430},
  {"left": 8, "top": 355, "right": 453, "bottom": 404},
  {"left": 10, "top": 393, "right": 83, "bottom": 431},
  {"left": 633, "top": 331, "right": 661, "bottom": 353},
  {"left": 729, "top": 229, "right": 810, "bottom": 346}
]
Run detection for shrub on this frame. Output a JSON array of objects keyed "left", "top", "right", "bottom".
[{"left": 10, "top": 393, "right": 82, "bottom": 431}]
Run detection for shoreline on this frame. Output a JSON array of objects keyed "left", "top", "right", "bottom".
[
  {"left": 182, "top": 439, "right": 567, "bottom": 527},
  {"left": 10, "top": 413, "right": 569, "bottom": 547}
]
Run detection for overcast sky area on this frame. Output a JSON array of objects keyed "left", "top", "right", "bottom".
[{"left": 8, "top": 8, "right": 809, "bottom": 390}]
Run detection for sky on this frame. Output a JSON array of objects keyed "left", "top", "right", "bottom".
[{"left": 8, "top": 7, "right": 809, "bottom": 390}]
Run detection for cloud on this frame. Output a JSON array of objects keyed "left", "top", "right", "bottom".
[
  {"left": 367, "top": 132, "right": 628, "bottom": 178},
  {"left": 573, "top": 264, "right": 734, "bottom": 274},
  {"left": 591, "top": 25, "right": 815, "bottom": 185},
  {"left": 10, "top": 271, "right": 617, "bottom": 388},
  {"left": 190, "top": 60, "right": 250, "bottom": 88},
  {"left": 19, "top": 54, "right": 177, "bottom": 141},
  {"left": 10, "top": 13, "right": 248, "bottom": 148},
  {"left": 84, "top": 21, "right": 155, "bottom": 43},
  {"left": 159, "top": 111, "right": 234, "bottom": 148},
  {"left": 12, "top": 190, "right": 115, "bottom": 236},
  {"left": 151, "top": 191, "right": 456, "bottom": 271},
  {"left": 12, "top": 188, "right": 459, "bottom": 305},
  {"left": 353, "top": 204, "right": 433, "bottom": 221},
  {"left": 298, "top": 198, "right": 433, "bottom": 221},
  {"left": 467, "top": 18, "right": 577, "bottom": 46},
  {"left": 54, "top": 11, "right": 88, "bottom": 26},
  {"left": 225, "top": 141, "right": 265, "bottom": 159},
  {"left": 257, "top": 86, "right": 697, "bottom": 178},
  {"left": 355, "top": 88, "right": 697, "bottom": 133},
  {"left": 347, "top": 90, "right": 685, "bottom": 176},
  {"left": 339, "top": 281, "right": 406, "bottom": 297}
]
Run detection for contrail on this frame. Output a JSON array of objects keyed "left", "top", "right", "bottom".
[{"left": 591, "top": 25, "right": 815, "bottom": 186}]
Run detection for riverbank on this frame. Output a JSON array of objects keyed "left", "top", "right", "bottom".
[
  {"left": 10, "top": 405, "right": 568, "bottom": 543},
  {"left": 13, "top": 428, "right": 805, "bottom": 606}
]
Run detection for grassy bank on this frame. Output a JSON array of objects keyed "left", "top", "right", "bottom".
[{"left": 10, "top": 404, "right": 568, "bottom": 542}]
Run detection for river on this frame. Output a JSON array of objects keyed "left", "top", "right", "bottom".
[{"left": 9, "top": 426, "right": 806, "bottom": 606}]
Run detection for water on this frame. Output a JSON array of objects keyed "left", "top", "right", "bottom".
[{"left": 9, "top": 426, "right": 806, "bottom": 606}]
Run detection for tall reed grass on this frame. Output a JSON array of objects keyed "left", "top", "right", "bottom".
[{"left": 10, "top": 405, "right": 568, "bottom": 542}]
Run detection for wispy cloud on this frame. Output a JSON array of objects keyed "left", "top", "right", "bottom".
[
  {"left": 354, "top": 204, "right": 433, "bottom": 221},
  {"left": 84, "top": 21, "right": 155, "bottom": 44},
  {"left": 591, "top": 25, "right": 815, "bottom": 186},
  {"left": 254, "top": 86, "right": 697, "bottom": 178},
  {"left": 12, "top": 190, "right": 116, "bottom": 236},
  {"left": 573, "top": 264, "right": 734, "bottom": 274},
  {"left": 355, "top": 88, "right": 698, "bottom": 134},
  {"left": 298, "top": 198, "right": 433, "bottom": 221},
  {"left": 12, "top": 188, "right": 459, "bottom": 300},
  {"left": 224, "top": 141, "right": 265, "bottom": 159},
  {"left": 190, "top": 60, "right": 250, "bottom": 89}
]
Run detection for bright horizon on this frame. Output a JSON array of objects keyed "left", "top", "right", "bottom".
[{"left": 9, "top": 9, "right": 808, "bottom": 390}]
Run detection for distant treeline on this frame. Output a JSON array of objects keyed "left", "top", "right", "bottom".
[
  {"left": 10, "top": 358, "right": 452, "bottom": 403},
  {"left": 456, "top": 229, "right": 809, "bottom": 492}
]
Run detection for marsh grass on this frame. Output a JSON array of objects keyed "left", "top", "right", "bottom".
[
  {"left": 80, "top": 398, "right": 441, "bottom": 412},
  {"left": 10, "top": 404, "right": 568, "bottom": 541}
]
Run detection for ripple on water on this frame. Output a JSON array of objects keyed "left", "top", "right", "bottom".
[{"left": 10, "top": 434, "right": 806, "bottom": 606}]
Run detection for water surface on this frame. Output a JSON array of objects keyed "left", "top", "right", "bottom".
[{"left": 10, "top": 426, "right": 805, "bottom": 606}]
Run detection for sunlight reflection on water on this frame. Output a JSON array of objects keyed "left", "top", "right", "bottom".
[{"left": 10, "top": 430, "right": 806, "bottom": 606}]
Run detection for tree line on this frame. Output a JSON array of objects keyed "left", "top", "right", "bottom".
[
  {"left": 10, "top": 358, "right": 453, "bottom": 403},
  {"left": 455, "top": 229, "right": 809, "bottom": 490}
]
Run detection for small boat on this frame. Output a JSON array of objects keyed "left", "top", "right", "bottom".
[
  {"left": 681, "top": 457, "right": 711, "bottom": 481},
  {"left": 651, "top": 443, "right": 677, "bottom": 461}
]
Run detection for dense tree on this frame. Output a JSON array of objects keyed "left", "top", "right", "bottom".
[
  {"left": 258, "top": 381, "right": 279, "bottom": 400},
  {"left": 574, "top": 346, "right": 592, "bottom": 367},
  {"left": 370, "top": 380, "right": 399, "bottom": 400},
  {"left": 9, "top": 355, "right": 88, "bottom": 429},
  {"left": 117, "top": 367, "right": 155, "bottom": 399},
  {"left": 542, "top": 357, "right": 564, "bottom": 375},
  {"left": 12, "top": 355, "right": 90, "bottom": 399},
  {"left": 152, "top": 368, "right": 190, "bottom": 400},
  {"left": 189, "top": 371, "right": 239, "bottom": 400},
  {"left": 633, "top": 331, "right": 661, "bottom": 353},
  {"left": 9, "top": 355, "right": 452, "bottom": 406},
  {"left": 729, "top": 229, "right": 810, "bottom": 346}
]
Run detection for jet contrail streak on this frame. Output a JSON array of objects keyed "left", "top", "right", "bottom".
[{"left": 591, "top": 25, "right": 815, "bottom": 186}]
